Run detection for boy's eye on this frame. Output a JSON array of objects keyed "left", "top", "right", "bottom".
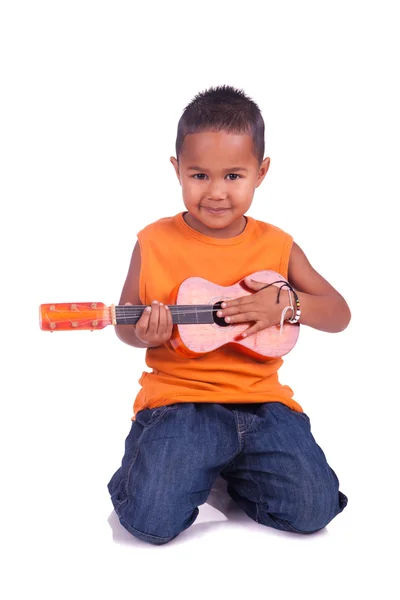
[{"left": 192, "top": 173, "right": 241, "bottom": 180}]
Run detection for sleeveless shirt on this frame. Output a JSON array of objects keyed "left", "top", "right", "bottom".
[{"left": 131, "top": 212, "right": 302, "bottom": 418}]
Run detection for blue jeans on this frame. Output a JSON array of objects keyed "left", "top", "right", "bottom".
[{"left": 108, "top": 402, "right": 347, "bottom": 545}]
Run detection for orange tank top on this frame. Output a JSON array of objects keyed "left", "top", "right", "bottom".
[{"left": 132, "top": 212, "right": 302, "bottom": 419}]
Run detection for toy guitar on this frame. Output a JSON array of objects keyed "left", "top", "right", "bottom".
[{"left": 39, "top": 270, "right": 299, "bottom": 359}]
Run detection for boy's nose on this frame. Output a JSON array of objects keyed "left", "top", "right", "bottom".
[{"left": 207, "top": 183, "right": 228, "bottom": 200}]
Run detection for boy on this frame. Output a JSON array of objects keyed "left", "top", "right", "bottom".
[{"left": 108, "top": 85, "right": 350, "bottom": 545}]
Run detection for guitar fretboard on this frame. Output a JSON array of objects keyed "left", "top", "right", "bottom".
[{"left": 115, "top": 304, "right": 216, "bottom": 325}]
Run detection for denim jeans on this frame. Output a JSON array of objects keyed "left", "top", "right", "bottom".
[{"left": 108, "top": 402, "right": 347, "bottom": 545}]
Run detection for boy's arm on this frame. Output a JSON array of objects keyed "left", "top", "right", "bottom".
[
  {"left": 217, "top": 241, "right": 351, "bottom": 336},
  {"left": 115, "top": 242, "right": 151, "bottom": 348},
  {"left": 287, "top": 241, "right": 351, "bottom": 333}
]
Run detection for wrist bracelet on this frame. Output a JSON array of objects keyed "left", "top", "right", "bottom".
[
  {"left": 287, "top": 289, "right": 301, "bottom": 323},
  {"left": 260, "top": 279, "right": 301, "bottom": 325},
  {"left": 285, "top": 287, "right": 294, "bottom": 319}
]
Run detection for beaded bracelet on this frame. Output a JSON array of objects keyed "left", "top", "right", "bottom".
[
  {"left": 287, "top": 288, "right": 301, "bottom": 324},
  {"left": 280, "top": 282, "right": 301, "bottom": 323},
  {"left": 259, "top": 280, "right": 301, "bottom": 324}
]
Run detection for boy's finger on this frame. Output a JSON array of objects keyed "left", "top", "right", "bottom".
[
  {"left": 147, "top": 301, "right": 161, "bottom": 336},
  {"left": 221, "top": 295, "right": 254, "bottom": 309},
  {"left": 162, "top": 304, "right": 174, "bottom": 336},
  {"left": 238, "top": 321, "right": 267, "bottom": 339},
  {"left": 224, "top": 311, "right": 259, "bottom": 324},
  {"left": 166, "top": 304, "right": 173, "bottom": 333},
  {"left": 158, "top": 303, "right": 168, "bottom": 334},
  {"left": 136, "top": 306, "right": 151, "bottom": 334}
]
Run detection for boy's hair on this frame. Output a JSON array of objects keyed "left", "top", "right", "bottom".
[{"left": 175, "top": 85, "right": 265, "bottom": 165}]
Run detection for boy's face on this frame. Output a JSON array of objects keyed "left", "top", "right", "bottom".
[{"left": 170, "top": 131, "right": 270, "bottom": 238}]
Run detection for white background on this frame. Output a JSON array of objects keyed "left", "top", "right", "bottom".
[{"left": 1, "top": 1, "right": 399, "bottom": 598}]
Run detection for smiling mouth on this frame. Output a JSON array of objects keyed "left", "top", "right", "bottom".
[{"left": 203, "top": 207, "right": 230, "bottom": 213}]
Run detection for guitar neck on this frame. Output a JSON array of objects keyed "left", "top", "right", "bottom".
[
  {"left": 115, "top": 304, "right": 215, "bottom": 325},
  {"left": 39, "top": 302, "right": 219, "bottom": 332}
]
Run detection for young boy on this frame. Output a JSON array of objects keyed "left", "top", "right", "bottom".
[{"left": 108, "top": 85, "right": 350, "bottom": 545}]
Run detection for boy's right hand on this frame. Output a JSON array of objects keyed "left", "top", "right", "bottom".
[{"left": 125, "top": 301, "right": 173, "bottom": 347}]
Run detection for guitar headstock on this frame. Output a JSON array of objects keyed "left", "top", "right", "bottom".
[{"left": 39, "top": 302, "right": 111, "bottom": 331}]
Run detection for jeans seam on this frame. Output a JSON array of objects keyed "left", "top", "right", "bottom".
[
  {"left": 116, "top": 447, "right": 140, "bottom": 512},
  {"left": 145, "top": 404, "right": 178, "bottom": 431},
  {"left": 240, "top": 414, "right": 257, "bottom": 435},
  {"left": 119, "top": 517, "right": 177, "bottom": 544},
  {"left": 247, "top": 471, "right": 262, "bottom": 523},
  {"left": 264, "top": 512, "right": 324, "bottom": 534},
  {"left": 116, "top": 406, "right": 178, "bottom": 512},
  {"left": 232, "top": 410, "right": 244, "bottom": 452},
  {"left": 280, "top": 520, "right": 324, "bottom": 534}
]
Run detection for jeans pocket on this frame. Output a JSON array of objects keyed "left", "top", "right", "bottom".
[{"left": 138, "top": 403, "right": 179, "bottom": 430}]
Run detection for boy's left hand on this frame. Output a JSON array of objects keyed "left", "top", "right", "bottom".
[{"left": 216, "top": 276, "right": 291, "bottom": 339}]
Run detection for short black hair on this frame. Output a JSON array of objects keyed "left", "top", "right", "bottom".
[{"left": 175, "top": 85, "right": 265, "bottom": 165}]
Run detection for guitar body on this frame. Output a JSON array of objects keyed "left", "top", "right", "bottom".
[
  {"left": 39, "top": 270, "right": 299, "bottom": 359},
  {"left": 170, "top": 270, "right": 299, "bottom": 360}
]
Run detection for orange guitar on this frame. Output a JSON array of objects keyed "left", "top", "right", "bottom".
[{"left": 39, "top": 270, "right": 299, "bottom": 360}]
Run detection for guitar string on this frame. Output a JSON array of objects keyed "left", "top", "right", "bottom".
[
  {"left": 115, "top": 307, "right": 217, "bottom": 314},
  {"left": 48, "top": 283, "right": 292, "bottom": 319},
  {"left": 114, "top": 282, "right": 291, "bottom": 315}
]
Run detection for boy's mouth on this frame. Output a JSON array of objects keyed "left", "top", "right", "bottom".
[{"left": 202, "top": 206, "right": 230, "bottom": 215}]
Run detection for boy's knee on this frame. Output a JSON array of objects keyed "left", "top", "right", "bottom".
[
  {"left": 119, "top": 515, "right": 179, "bottom": 545},
  {"left": 257, "top": 471, "right": 348, "bottom": 534},
  {"left": 115, "top": 503, "right": 200, "bottom": 545},
  {"left": 284, "top": 487, "right": 348, "bottom": 534}
]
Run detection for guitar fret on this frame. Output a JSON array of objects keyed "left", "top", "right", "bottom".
[{"left": 114, "top": 305, "right": 214, "bottom": 325}]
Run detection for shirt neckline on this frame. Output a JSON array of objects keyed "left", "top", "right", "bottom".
[{"left": 174, "top": 211, "right": 255, "bottom": 246}]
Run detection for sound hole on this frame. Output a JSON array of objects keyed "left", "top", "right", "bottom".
[{"left": 213, "top": 301, "right": 230, "bottom": 328}]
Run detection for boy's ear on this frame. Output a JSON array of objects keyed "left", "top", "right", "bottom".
[
  {"left": 170, "top": 157, "right": 181, "bottom": 184},
  {"left": 255, "top": 156, "right": 270, "bottom": 188}
]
